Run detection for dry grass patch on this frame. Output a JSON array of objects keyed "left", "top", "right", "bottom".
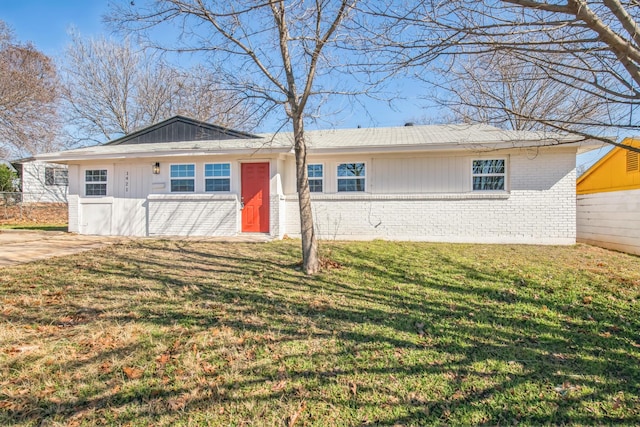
[
  {"left": 0, "top": 240, "right": 639, "bottom": 426},
  {"left": 0, "top": 202, "right": 67, "bottom": 228}
]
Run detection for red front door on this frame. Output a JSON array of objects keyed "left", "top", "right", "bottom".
[{"left": 241, "top": 162, "right": 270, "bottom": 232}]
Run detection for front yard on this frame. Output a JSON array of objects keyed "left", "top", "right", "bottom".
[{"left": 1, "top": 240, "right": 639, "bottom": 426}]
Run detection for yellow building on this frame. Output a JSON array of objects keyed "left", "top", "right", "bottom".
[
  {"left": 577, "top": 138, "right": 640, "bottom": 194},
  {"left": 576, "top": 138, "right": 640, "bottom": 255}
]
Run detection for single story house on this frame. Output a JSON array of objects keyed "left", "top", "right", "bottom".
[
  {"left": 11, "top": 158, "right": 68, "bottom": 203},
  {"left": 37, "top": 115, "right": 598, "bottom": 243},
  {"left": 577, "top": 138, "right": 640, "bottom": 255}
]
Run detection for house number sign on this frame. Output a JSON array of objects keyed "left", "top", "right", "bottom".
[{"left": 124, "top": 171, "right": 129, "bottom": 194}]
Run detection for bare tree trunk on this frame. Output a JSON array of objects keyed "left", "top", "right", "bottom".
[
  {"left": 110, "top": 0, "right": 374, "bottom": 274},
  {"left": 292, "top": 114, "right": 318, "bottom": 275}
]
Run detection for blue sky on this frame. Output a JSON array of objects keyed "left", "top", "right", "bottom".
[
  {"left": 0, "top": 1, "right": 608, "bottom": 169},
  {"left": 0, "top": 1, "right": 433, "bottom": 131},
  {"left": 1, "top": 1, "right": 106, "bottom": 56}
]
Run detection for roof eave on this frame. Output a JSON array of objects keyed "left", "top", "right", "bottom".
[
  {"left": 307, "top": 138, "right": 594, "bottom": 155},
  {"left": 36, "top": 146, "right": 292, "bottom": 163}
]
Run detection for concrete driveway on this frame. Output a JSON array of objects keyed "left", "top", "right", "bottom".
[{"left": 0, "top": 230, "right": 121, "bottom": 267}]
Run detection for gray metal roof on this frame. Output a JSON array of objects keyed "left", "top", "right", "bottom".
[{"left": 36, "top": 123, "right": 600, "bottom": 162}]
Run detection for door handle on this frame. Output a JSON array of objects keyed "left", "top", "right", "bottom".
[{"left": 240, "top": 196, "right": 244, "bottom": 209}]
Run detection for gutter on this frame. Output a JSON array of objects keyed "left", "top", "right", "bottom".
[{"left": 35, "top": 146, "right": 293, "bottom": 163}]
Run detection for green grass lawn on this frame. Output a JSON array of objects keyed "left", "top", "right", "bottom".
[{"left": 1, "top": 240, "right": 639, "bottom": 426}]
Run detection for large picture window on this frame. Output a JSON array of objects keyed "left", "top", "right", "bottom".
[
  {"left": 205, "top": 163, "right": 231, "bottom": 192},
  {"left": 85, "top": 169, "right": 107, "bottom": 196},
  {"left": 307, "top": 164, "right": 323, "bottom": 192},
  {"left": 171, "top": 164, "right": 195, "bottom": 192},
  {"left": 472, "top": 159, "right": 506, "bottom": 191},
  {"left": 337, "top": 162, "right": 366, "bottom": 192},
  {"left": 45, "top": 167, "right": 68, "bottom": 186}
]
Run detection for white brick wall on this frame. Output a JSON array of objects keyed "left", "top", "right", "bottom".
[
  {"left": 284, "top": 151, "right": 577, "bottom": 244},
  {"left": 66, "top": 150, "right": 577, "bottom": 241},
  {"left": 577, "top": 189, "right": 640, "bottom": 255},
  {"left": 148, "top": 194, "right": 238, "bottom": 237},
  {"left": 269, "top": 194, "right": 287, "bottom": 238},
  {"left": 67, "top": 195, "right": 79, "bottom": 233}
]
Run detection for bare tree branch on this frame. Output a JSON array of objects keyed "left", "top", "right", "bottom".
[
  {"left": 0, "top": 20, "right": 60, "bottom": 158},
  {"left": 385, "top": 1, "right": 640, "bottom": 148},
  {"left": 61, "top": 33, "right": 257, "bottom": 144}
]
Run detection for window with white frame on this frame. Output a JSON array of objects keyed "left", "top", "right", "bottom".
[
  {"left": 307, "top": 164, "right": 323, "bottom": 192},
  {"left": 337, "top": 162, "right": 366, "bottom": 192},
  {"left": 472, "top": 159, "right": 506, "bottom": 191},
  {"left": 205, "top": 163, "right": 231, "bottom": 192},
  {"left": 45, "top": 167, "right": 68, "bottom": 186},
  {"left": 170, "top": 164, "right": 195, "bottom": 192},
  {"left": 85, "top": 169, "right": 107, "bottom": 196}
]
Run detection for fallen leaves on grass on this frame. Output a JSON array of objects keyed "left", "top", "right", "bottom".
[
  {"left": 168, "top": 395, "right": 188, "bottom": 411},
  {"left": 319, "top": 257, "right": 342, "bottom": 270},
  {"left": 123, "top": 366, "right": 144, "bottom": 379},
  {"left": 99, "top": 361, "right": 112, "bottom": 374},
  {"left": 272, "top": 380, "right": 287, "bottom": 392},
  {"left": 156, "top": 353, "right": 170, "bottom": 365},
  {"left": 4, "top": 344, "right": 40, "bottom": 354},
  {"left": 0, "top": 400, "right": 17, "bottom": 410},
  {"left": 201, "top": 361, "right": 217, "bottom": 374},
  {"left": 288, "top": 401, "right": 307, "bottom": 427},
  {"left": 1, "top": 240, "right": 639, "bottom": 426},
  {"left": 349, "top": 381, "right": 358, "bottom": 397}
]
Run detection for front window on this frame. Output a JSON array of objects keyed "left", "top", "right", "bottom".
[
  {"left": 45, "top": 167, "right": 68, "bottom": 186},
  {"left": 472, "top": 159, "right": 506, "bottom": 191},
  {"left": 205, "top": 163, "right": 231, "bottom": 192},
  {"left": 307, "top": 164, "right": 323, "bottom": 192},
  {"left": 85, "top": 169, "right": 107, "bottom": 196},
  {"left": 337, "top": 162, "right": 366, "bottom": 192},
  {"left": 171, "top": 164, "right": 195, "bottom": 192}
]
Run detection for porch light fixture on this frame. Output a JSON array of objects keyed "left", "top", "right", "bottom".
[{"left": 152, "top": 162, "right": 160, "bottom": 174}]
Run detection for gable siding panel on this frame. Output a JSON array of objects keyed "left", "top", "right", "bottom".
[{"left": 122, "top": 121, "right": 253, "bottom": 145}]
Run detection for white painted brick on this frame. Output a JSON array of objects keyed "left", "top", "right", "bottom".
[
  {"left": 285, "top": 151, "right": 576, "bottom": 245},
  {"left": 67, "top": 195, "right": 79, "bottom": 233},
  {"left": 148, "top": 196, "right": 238, "bottom": 237}
]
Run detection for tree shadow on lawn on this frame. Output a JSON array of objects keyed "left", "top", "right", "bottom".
[
  {"left": 1, "top": 240, "right": 639, "bottom": 425},
  {"left": 335, "top": 242, "right": 640, "bottom": 423}
]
